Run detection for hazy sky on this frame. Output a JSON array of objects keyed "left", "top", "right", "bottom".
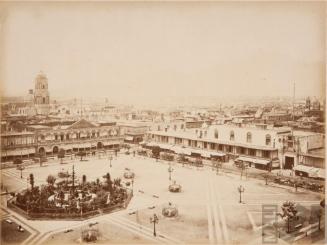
[{"left": 0, "top": 2, "right": 325, "bottom": 104}]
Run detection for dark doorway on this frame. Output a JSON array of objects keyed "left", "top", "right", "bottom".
[
  {"left": 53, "top": 146, "right": 59, "bottom": 154},
  {"left": 284, "top": 156, "right": 294, "bottom": 169},
  {"left": 97, "top": 142, "right": 103, "bottom": 149}
]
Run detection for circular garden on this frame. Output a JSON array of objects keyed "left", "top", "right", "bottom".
[{"left": 8, "top": 166, "right": 132, "bottom": 220}]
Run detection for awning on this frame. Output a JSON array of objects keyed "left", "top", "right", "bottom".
[
  {"left": 125, "top": 136, "right": 134, "bottom": 141},
  {"left": 294, "top": 165, "right": 325, "bottom": 179},
  {"left": 317, "top": 168, "right": 325, "bottom": 179},
  {"left": 60, "top": 145, "right": 72, "bottom": 150},
  {"left": 4, "top": 148, "right": 35, "bottom": 156},
  {"left": 237, "top": 156, "right": 270, "bottom": 165},
  {"left": 294, "top": 165, "right": 316, "bottom": 178},
  {"left": 172, "top": 146, "right": 192, "bottom": 155}
]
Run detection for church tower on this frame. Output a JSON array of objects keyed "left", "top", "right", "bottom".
[{"left": 34, "top": 71, "right": 50, "bottom": 115}]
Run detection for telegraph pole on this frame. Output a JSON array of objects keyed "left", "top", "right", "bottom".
[{"left": 292, "top": 82, "right": 295, "bottom": 121}]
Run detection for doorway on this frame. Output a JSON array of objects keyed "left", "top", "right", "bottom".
[{"left": 284, "top": 156, "right": 294, "bottom": 169}]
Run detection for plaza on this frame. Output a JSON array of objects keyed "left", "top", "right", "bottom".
[{"left": 1, "top": 153, "right": 324, "bottom": 244}]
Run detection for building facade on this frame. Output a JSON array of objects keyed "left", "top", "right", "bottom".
[
  {"left": 1, "top": 119, "right": 124, "bottom": 161},
  {"left": 144, "top": 123, "right": 293, "bottom": 169}
]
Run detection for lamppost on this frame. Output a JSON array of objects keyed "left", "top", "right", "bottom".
[
  {"left": 168, "top": 164, "right": 174, "bottom": 181},
  {"left": 215, "top": 161, "right": 221, "bottom": 175},
  {"left": 131, "top": 177, "right": 134, "bottom": 195},
  {"left": 150, "top": 214, "right": 159, "bottom": 236},
  {"left": 109, "top": 155, "right": 113, "bottom": 168},
  {"left": 264, "top": 173, "right": 269, "bottom": 185},
  {"left": 238, "top": 185, "right": 245, "bottom": 203}
]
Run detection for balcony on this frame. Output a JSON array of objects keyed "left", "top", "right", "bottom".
[
  {"left": 37, "top": 136, "right": 124, "bottom": 146},
  {"left": 2, "top": 143, "right": 37, "bottom": 150}
]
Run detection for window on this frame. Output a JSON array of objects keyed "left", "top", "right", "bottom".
[
  {"left": 249, "top": 149, "right": 255, "bottom": 156},
  {"left": 203, "top": 142, "right": 207, "bottom": 148},
  {"left": 181, "top": 124, "right": 184, "bottom": 129},
  {"left": 246, "top": 132, "right": 252, "bottom": 143},
  {"left": 42, "top": 97, "right": 46, "bottom": 104},
  {"left": 240, "top": 147, "right": 245, "bottom": 154},
  {"left": 218, "top": 144, "right": 223, "bottom": 151},
  {"left": 230, "top": 131, "right": 235, "bottom": 141},
  {"left": 55, "top": 135, "right": 58, "bottom": 141},
  {"left": 263, "top": 150, "right": 270, "bottom": 158},
  {"left": 174, "top": 125, "right": 177, "bottom": 131},
  {"left": 265, "top": 134, "right": 271, "bottom": 145},
  {"left": 214, "top": 129, "right": 219, "bottom": 139},
  {"left": 66, "top": 134, "right": 70, "bottom": 140},
  {"left": 210, "top": 143, "right": 215, "bottom": 150}
]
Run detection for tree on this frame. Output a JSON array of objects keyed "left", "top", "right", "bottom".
[
  {"left": 76, "top": 151, "right": 87, "bottom": 161},
  {"left": 195, "top": 158, "right": 203, "bottom": 167},
  {"left": 113, "top": 178, "right": 121, "bottom": 187},
  {"left": 58, "top": 149, "right": 65, "bottom": 164},
  {"left": 177, "top": 154, "right": 186, "bottom": 166},
  {"left": 105, "top": 173, "right": 113, "bottom": 194},
  {"left": 152, "top": 146, "right": 160, "bottom": 161},
  {"left": 29, "top": 173, "right": 34, "bottom": 190},
  {"left": 96, "top": 178, "right": 100, "bottom": 186},
  {"left": 46, "top": 175, "right": 56, "bottom": 186},
  {"left": 58, "top": 190, "right": 65, "bottom": 207},
  {"left": 277, "top": 201, "right": 298, "bottom": 233},
  {"left": 13, "top": 158, "right": 23, "bottom": 165},
  {"left": 316, "top": 208, "right": 323, "bottom": 230},
  {"left": 239, "top": 162, "right": 247, "bottom": 179},
  {"left": 82, "top": 175, "right": 87, "bottom": 186}
]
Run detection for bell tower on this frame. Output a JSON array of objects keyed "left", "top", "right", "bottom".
[{"left": 34, "top": 71, "right": 50, "bottom": 115}]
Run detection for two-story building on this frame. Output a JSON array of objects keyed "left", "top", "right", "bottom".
[
  {"left": 1, "top": 119, "right": 124, "bottom": 162},
  {"left": 144, "top": 123, "right": 292, "bottom": 170}
]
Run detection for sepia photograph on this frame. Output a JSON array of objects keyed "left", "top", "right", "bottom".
[{"left": 0, "top": 1, "right": 325, "bottom": 245}]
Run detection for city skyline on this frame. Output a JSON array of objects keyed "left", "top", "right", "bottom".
[{"left": 1, "top": 1, "right": 325, "bottom": 104}]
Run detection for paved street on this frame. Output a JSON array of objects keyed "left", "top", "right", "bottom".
[{"left": 1, "top": 154, "right": 324, "bottom": 244}]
